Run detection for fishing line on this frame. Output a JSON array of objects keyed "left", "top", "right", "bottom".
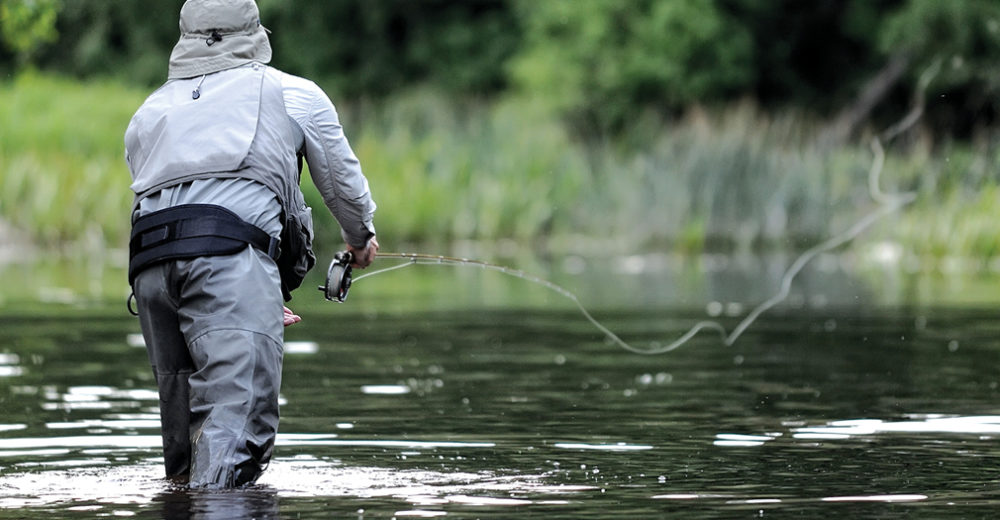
[
  {"left": 340, "top": 63, "right": 937, "bottom": 355},
  {"left": 352, "top": 251, "right": 657, "bottom": 354}
]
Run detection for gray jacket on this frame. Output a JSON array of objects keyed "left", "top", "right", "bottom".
[{"left": 124, "top": 62, "right": 376, "bottom": 248}]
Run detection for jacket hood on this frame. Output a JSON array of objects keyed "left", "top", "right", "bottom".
[{"left": 167, "top": 0, "right": 271, "bottom": 79}]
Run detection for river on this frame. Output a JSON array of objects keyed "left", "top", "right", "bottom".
[{"left": 2, "top": 251, "right": 1000, "bottom": 518}]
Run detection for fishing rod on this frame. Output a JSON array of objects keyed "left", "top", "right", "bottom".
[
  {"left": 318, "top": 250, "right": 659, "bottom": 355},
  {"left": 319, "top": 251, "right": 582, "bottom": 308},
  {"left": 316, "top": 149, "right": 913, "bottom": 356},
  {"left": 318, "top": 61, "right": 939, "bottom": 356},
  {"left": 316, "top": 184, "right": 902, "bottom": 357},
  {"left": 317, "top": 141, "right": 910, "bottom": 356}
]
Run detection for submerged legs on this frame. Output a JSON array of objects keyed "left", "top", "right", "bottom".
[{"left": 134, "top": 248, "right": 284, "bottom": 488}]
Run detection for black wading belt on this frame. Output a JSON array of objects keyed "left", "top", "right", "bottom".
[{"left": 128, "top": 203, "right": 279, "bottom": 286}]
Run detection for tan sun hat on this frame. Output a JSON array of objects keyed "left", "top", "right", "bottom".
[{"left": 167, "top": 0, "right": 272, "bottom": 79}]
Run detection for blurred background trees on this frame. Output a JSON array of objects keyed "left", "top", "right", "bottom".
[
  {"left": 2, "top": 0, "right": 998, "bottom": 141},
  {"left": 2, "top": 0, "right": 1000, "bottom": 261}
]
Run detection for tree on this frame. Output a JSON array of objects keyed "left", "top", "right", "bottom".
[
  {"left": 0, "top": 0, "right": 61, "bottom": 65},
  {"left": 509, "top": 0, "right": 754, "bottom": 133},
  {"left": 259, "top": 0, "right": 519, "bottom": 98},
  {"left": 880, "top": 0, "right": 1000, "bottom": 136}
]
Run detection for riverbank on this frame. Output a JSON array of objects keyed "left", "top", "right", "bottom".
[{"left": 2, "top": 72, "right": 999, "bottom": 274}]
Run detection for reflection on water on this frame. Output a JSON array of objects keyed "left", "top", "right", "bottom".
[
  {"left": 715, "top": 415, "right": 1000, "bottom": 445},
  {"left": 791, "top": 415, "right": 1000, "bottom": 439},
  {"left": 15, "top": 246, "right": 1000, "bottom": 312},
  {"left": 4, "top": 305, "right": 1000, "bottom": 518},
  {"left": 2, "top": 422, "right": 997, "bottom": 517}
]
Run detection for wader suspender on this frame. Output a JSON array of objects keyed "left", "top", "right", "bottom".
[{"left": 127, "top": 204, "right": 279, "bottom": 314}]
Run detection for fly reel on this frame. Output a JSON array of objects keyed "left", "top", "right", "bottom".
[{"left": 318, "top": 250, "right": 354, "bottom": 302}]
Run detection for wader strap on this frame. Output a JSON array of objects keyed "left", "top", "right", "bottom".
[{"left": 128, "top": 204, "right": 279, "bottom": 285}]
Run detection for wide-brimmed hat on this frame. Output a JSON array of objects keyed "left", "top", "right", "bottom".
[{"left": 167, "top": 0, "right": 271, "bottom": 79}]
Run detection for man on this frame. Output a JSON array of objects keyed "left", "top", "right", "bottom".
[{"left": 124, "top": 0, "right": 378, "bottom": 488}]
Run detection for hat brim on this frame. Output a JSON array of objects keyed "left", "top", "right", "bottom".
[{"left": 167, "top": 28, "right": 272, "bottom": 79}]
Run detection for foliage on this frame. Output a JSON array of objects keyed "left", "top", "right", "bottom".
[
  {"left": 259, "top": 0, "right": 519, "bottom": 98},
  {"left": 5, "top": 0, "right": 520, "bottom": 95},
  {"left": 0, "top": 72, "right": 145, "bottom": 248},
  {"left": 4, "top": 72, "right": 1000, "bottom": 265},
  {"left": 0, "top": 0, "right": 60, "bottom": 62},
  {"left": 725, "top": 0, "right": 897, "bottom": 112},
  {"left": 880, "top": 0, "right": 1000, "bottom": 134},
  {"left": 332, "top": 92, "right": 588, "bottom": 245},
  {"left": 1, "top": 0, "right": 998, "bottom": 136},
  {"left": 26, "top": 0, "right": 185, "bottom": 85},
  {"left": 1, "top": 0, "right": 999, "bottom": 268},
  {"left": 510, "top": 0, "right": 753, "bottom": 133}
]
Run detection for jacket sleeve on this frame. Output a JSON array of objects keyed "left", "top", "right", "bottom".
[{"left": 282, "top": 73, "right": 376, "bottom": 248}]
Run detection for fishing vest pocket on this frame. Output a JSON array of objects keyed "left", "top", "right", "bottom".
[
  {"left": 276, "top": 197, "right": 316, "bottom": 301},
  {"left": 128, "top": 204, "right": 279, "bottom": 285}
]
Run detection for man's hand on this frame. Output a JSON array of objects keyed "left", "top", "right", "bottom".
[
  {"left": 283, "top": 306, "right": 301, "bottom": 327},
  {"left": 347, "top": 236, "right": 379, "bottom": 268}
]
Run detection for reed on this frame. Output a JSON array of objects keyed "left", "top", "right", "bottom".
[
  {"left": 0, "top": 71, "right": 144, "bottom": 251},
  {"left": 2, "top": 73, "right": 998, "bottom": 266}
]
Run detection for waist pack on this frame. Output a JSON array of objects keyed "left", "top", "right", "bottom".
[
  {"left": 128, "top": 203, "right": 279, "bottom": 285},
  {"left": 129, "top": 203, "right": 314, "bottom": 302},
  {"left": 276, "top": 201, "right": 316, "bottom": 301}
]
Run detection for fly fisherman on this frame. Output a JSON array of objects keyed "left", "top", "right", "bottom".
[{"left": 124, "top": 0, "right": 378, "bottom": 487}]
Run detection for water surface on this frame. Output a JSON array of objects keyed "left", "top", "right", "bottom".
[{"left": 2, "top": 300, "right": 1000, "bottom": 518}]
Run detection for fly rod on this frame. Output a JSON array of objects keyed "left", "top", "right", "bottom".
[
  {"left": 318, "top": 250, "right": 672, "bottom": 355},
  {"left": 317, "top": 61, "right": 937, "bottom": 356}
]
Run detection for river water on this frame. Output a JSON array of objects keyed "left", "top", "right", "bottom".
[{"left": 2, "top": 252, "right": 1000, "bottom": 518}]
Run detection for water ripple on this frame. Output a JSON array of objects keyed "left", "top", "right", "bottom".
[
  {"left": 715, "top": 415, "right": 1000, "bottom": 447},
  {"left": 0, "top": 434, "right": 495, "bottom": 452},
  {"left": 552, "top": 442, "right": 653, "bottom": 451}
]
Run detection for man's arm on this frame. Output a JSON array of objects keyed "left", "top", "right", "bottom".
[{"left": 282, "top": 73, "right": 377, "bottom": 253}]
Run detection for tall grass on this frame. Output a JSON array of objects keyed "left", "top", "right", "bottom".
[
  {"left": 0, "top": 71, "right": 144, "bottom": 252},
  {"left": 2, "top": 72, "right": 999, "bottom": 265},
  {"left": 337, "top": 94, "right": 981, "bottom": 258},
  {"left": 331, "top": 92, "right": 589, "bottom": 246}
]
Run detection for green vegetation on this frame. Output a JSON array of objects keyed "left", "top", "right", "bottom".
[
  {"left": 341, "top": 96, "right": 1000, "bottom": 263},
  {"left": 2, "top": 71, "right": 999, "bottom": 267},
  {"left": 4, "top": 0, "right": 1000, "bottom": 137},
  {"left": 1, "top": 0, "right": 999, "bottom": 299},
  {"left": 0, "top": 72, "right": 144, "bottom": 248}
]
